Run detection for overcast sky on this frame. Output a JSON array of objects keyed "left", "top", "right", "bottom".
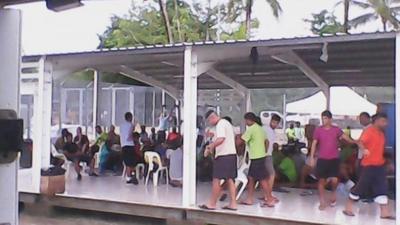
[{"left": 10, "top": 0, "right": 381, "bottom": 55}]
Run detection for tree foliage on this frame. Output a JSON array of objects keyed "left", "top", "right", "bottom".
[
  {"left": 304, "top": 10, "right": 344, "bottom": 36},
  {"left": 98, "top": 0, "right": 246, "bottom": 48},
  {"left": 349, "top": 0, "right": 400, "bottom": 31},
  {"left": 227, "top": 0, "right": 282, "bottom": 38}
]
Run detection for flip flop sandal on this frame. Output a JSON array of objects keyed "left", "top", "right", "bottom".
[
  {"left": 380, "top": 216, "right": 396, "bottom": 220},
  {"left": 260, "top": 202, "right": 275, "bottom": 208},
  {"left": 222, "top": 206, "right": 237, "bottom": 211},
  {"left": 300, "top": 190, "right": 313, "bottom": 196},
  {"left": 239, "top": 201, "right": 253, "bottom": 206},
  {"left": 198, "top": 204, "right": 216, "bottom": 210},
  {"left": 330, "top": 201, "right": 337, "bottom": 207},
  {"left": 342, "top": 210, "right": 355, "bottom": 217}
]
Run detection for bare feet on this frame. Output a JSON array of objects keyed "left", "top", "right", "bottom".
[
  {"left": 239, "top": 200, "right": 254, "bottom": 206},
  {"left": 318, "top": 203, "right": 328, "bottom": 211},
  {"left": 342, "top": 210, "right": 355, "bottom": 217}
]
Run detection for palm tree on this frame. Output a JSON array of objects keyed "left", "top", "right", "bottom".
[
  {"left": 350, "top": 0, "right": 400, "bottom": 31},
  {"left": 343, "top": 0, "right": 350, "bottom": 33},
  {"left": 228, "top": 0, "right": 282, "bottom": 39},
  {"left": 158, "top": 0, "right": 174, "bottom": 43}
]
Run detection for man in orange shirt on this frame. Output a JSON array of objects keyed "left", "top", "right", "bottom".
[{"left": 343, "top": 113, "right": 394, "bottom": 220}]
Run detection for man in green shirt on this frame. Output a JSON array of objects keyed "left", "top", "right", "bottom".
[
  {"left": 94, "top": 125, "right": 108, "bottom": 146},
  {"left": 278, "top": 156, "right": 297, "bottom": 184},
  {"left": 239, "top": 112, "right": 275, "bottom": 207},
  {"left": 286, "top": 123, "right": 296, "bottom": 143}
]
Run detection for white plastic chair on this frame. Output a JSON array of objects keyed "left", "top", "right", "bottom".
[
  {"left": 144, "top": 151, "right": 169, "bottom": 187},
  {"left": 122, "top": 162, "right": 145, "bottom": 181},
  {"left": 136, "top": 163, "right": 145, "bottom": 180},
  {"left": 235, "top": 169, "right": 248, "bottom": 200},
  {"left": 236, "top": 149, "right": 251, "bottom": 200}
]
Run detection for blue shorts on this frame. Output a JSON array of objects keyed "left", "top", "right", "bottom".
[{"left": 350, "top": 165, "right": 387, "bottom": 200}]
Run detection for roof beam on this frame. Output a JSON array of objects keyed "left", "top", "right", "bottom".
[
  {"left": 205, "top": 68, "right": 249, "bottom": 97},
  {"left": 271, "top": 51, "right": 329, "bottom": 96},
  {"left": 104, "top": 65, "right": 180, "bottom": 100}
]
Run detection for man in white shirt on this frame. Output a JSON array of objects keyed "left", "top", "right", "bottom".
[
  {"left": 263, "top": 114, "right": 281, "bottom": 203},
  {"left": 199, "top": 110, "right": 238, "bottom": 211},
  {"left": 294, "top": 121, "right": 305, "bottom": 143},
  {"left": 166, "top": 139, "right": 183, "bottom": 187},
  {"left": 120, "top": 112, "right": 138, "bottom": 185}
]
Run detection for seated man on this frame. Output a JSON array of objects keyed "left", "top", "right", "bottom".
[
  {"left": 276, "top": 151, "right": 298, "bottom": 186},
  {"left": 167, "top": 127, "right": 181, "bottom": 144},
  {"left": 99, "top": 125, "right": 123, "bottom": 175},
  {"left": 74, "top": 127, "right": 91, "bottom": 155},
  {"left": 166, "top": 138, "right": 183, "bottom": 187},
  {"left": 63, "top": 133, "right": 97, "bottom": 180},
  {"left": 140, "top": 125, "right": 148, "bottom": 143},
  {"left": 55, "top": 128, "right": 70, "bottom": 152}
]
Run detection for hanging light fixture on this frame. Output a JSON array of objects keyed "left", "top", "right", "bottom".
[{"left": 46, "top": 0, "right": 83, "bottom": 12}]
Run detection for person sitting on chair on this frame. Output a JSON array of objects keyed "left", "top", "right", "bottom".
[
  {"left": 63, "top": 133, "right": 97, "bottom": 180},
  {"left": 166, "top": 138, "right": 183, "bottom": 188}
]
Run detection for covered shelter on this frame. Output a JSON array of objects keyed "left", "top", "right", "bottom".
[{"left": 18, "top": 32, "right": 398, "bottom": 225}]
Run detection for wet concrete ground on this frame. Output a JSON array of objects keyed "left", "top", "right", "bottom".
[{"left": 19, "top": 203, "right": 165, "bottom": 225}]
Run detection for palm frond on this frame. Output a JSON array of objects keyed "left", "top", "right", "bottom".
[
  {"left": 350, "top": 0, "right": 371, "bottom": 8},
  {"left": 387, "top": 14, "right": 400, "bottom": 28},
  {"left": 349, "top": 13, "right": 378, "bottom": 27},
  {"left": 265, "top": 0, "right": 282, "bottom": 18}
]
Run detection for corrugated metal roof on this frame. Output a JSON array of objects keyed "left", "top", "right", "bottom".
[
  {"left": 23, "top": 32, "right": 397, "bottom": 90},
  {"left": 23, "top": 31, "right": 396, "bottom": 59}
]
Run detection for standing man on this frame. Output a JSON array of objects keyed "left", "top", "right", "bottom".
[
  {"left": 263, "top": 114, "right": 281, "bottom": 203},
  {"left": 240, "top": 112, "right": 274, "bottom": 207},
  {"left": 343, "top": 113, "right": 394, "bottom": 219},
  {"left": 199, "top": 110, "right": 237, "bottom": 210},
  {"left": 357, "top": 112, "right": 371, "bottom": 173},
  {"left": 309, "top": 110, "right": 356, "bottom": 210},
  {"left": 294, "top": 121, "right": 305, "bottom": 143},
  {"left": 120, "top": 112, "right": 138, "bottom": 185}
]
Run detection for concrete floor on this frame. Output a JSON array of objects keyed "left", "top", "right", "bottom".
[{"left": 19, "top": 203, "right": 165, "bottom": 225}]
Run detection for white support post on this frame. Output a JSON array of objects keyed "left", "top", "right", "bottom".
[
  {"left": 60, "top": 88, "right": 66, "bottom": 127},
  {"left": 79, "top": 89, "right": 84, "bottom": 125},
  {"left": 33, "top": 60, "right": 53, "bottom": 173},
  {"left": 326, "top": 87, "right": 331, "bottom": 110},
  {"left": 92, "top": 70, "right": 99, "bottom": 134},
  {"left": 111, "top": 89, "right": 116, "bottom": 126},
  {"left": 182, "top": 46, "right": 198, "bottom": 207},
  {"left": 130, "top": 88, "right": 135, "bottom": 115},
  {"left": 162, "top": 90, "right": 166, "bottom": 106},
  {"left": 0, "top": 9, "right": 21, "bottom": 225},
  {"left": 283, "top": 93, "right": 287, "bottom": 129},
  {"left": 152, "top": 90, "right": 156, "bottom": 127},
  {"left": 245, "top": 91, "right": 252, "bottom": 112},
  {"left": 395, "top": 32, "right": 400, "bottom": 220}
]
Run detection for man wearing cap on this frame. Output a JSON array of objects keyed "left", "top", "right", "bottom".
[{"left": 199, "top": 110, "right": 238, "bottom": 211}]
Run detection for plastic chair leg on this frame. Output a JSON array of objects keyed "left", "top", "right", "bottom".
[
  {"left": 145, "top": 169, "right": 151, "bottom": 186},
  {"left": 165, "top": 169, "right": 169, "bottom": 185},
  {"left": 153, "top": 170, "right": 159, "bottom": 187},
  {"left": 121, "top": 164, "right": 126, "bottom": 181},
  {"left": 236, "top": 180, "right": 247, "bottom": 201}
]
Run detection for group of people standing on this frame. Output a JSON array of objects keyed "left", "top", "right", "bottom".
[{"left": 200, "top": 109, "right": 394, "bottom": 220}]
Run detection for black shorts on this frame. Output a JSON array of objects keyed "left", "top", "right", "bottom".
[
  {"left": 67, "top": 154, "right": 92, "bottom": 164},
  {"left": 350, "top": 165, "right": 387, "bottom": 200},
  {"left": 316, "top": 158, "right": 340, "bottom": 179},
  {"left": 248, "top": 157, "right": 269, "bottom": 181},
  {"left": 213, "top": 154, "right": 237, "bottom": 180},
  {"left": 122, "top": 146, "right": 138, "bottom": 167}
]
